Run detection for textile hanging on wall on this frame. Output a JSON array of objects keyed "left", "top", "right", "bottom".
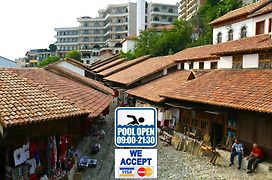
[
  {"left": 158, "top": 110, "right": 163, "bottom": 122},
  {"left": 22, "top": 143, "right": 30, "bottom": 161},
  {"left": 51, "top": 136, "right": 57, "bottom": 172},
  {"left": 163, "top": 109, "right": 172, "bottom": 120},
  {"left": 27, "top": 158, "right": 37, "bottom": 175},
  {"left": 13, "top": 142, "right": 30, "bottom": 166},
  {"left": 60, "top": 136, "right": 68, "bottom": 156},
  {"left": 13, "top": 148, "right": 23, "bottom": 166}
]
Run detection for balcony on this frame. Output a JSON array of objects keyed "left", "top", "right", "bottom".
[
  {"left": 55, "top": 42, "right": 78, "bottom": 46},
  {"left": 80, "top": 26, "right": 105, "bottom": 30},
  {"left": 187, "top": 0, "right": 197, "bottom": 7},
  {"left": 105, "top": 22, "right": 128, "bottom": 29},
  {"left": 179, "top": 1, "right": 186, "bottom": 8},
  {"left": 55, "top": 34, "right": 78, "bottom": 38},
  {"left": 150, "top": 11, "right": 178, "bottom": 17},
  {"left": 188, "top": 4, "right": 197, "bottom": 15},
  {"left": 104, "top": 13, "right": 129, "bottom": 20},
  {"left": 79, "top": 33, "right": 104, "bottom": 37},
  {"left": 151, "top": 21, "right": 172, "bottom": 25}
]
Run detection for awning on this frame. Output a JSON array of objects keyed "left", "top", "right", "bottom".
[{"left": 165, "top": 102, "right": 197, "bottom": 110}]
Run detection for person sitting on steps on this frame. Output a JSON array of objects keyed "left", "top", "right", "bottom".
[
  {"left": 246, "top": 143, "right": 264, "bottom": 174},
  {"left": 229, "top": 138, "right": 244, "bottom": 169}
]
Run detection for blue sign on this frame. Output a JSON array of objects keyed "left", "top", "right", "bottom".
[{"left": 115, "top": 107, "right": 157, "bottom": 147}]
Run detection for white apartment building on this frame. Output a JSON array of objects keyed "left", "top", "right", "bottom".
[
  {"left": 210, "top": 0, "right": 272, "bottom": 44},
  {"left": 178, "top": 0, "right": 205, "bottom": 21},
  {"left": 55, "top": 1, "right": 179, "bottom": 64}
]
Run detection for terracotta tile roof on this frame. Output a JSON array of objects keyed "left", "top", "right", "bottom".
[
  {"left": 174, "top": 44, "right": 219, "bottom": 62},
  {"left": 175, "top": 34, "right": 272, "bottom": 61},
  {"left": 210, "top": 0, "right": 271, "bottom": 25},
  {"left": 12, "top": 69, "right": 113, "bottom": 118},
  {"left": 45, "top": 65, "right": 114, "bottom": 95},
  {"left": 92, "top": 58, "right": 125, "bottom": 73},
  {"left": 89, "top": 54, "right": 120, "bottom": 70},
  {"left": 126, "top": 71, "right": 193, "bottom": 103},
  {"left": 0, "top": 69, "right": 88, "bottom": 128},
  {"left": 161, "top": 69, "right": 272, "bottom": 114},
  {"left": 98, "top": 55, "right": 150, "bottom": 77},
  {"left": 211, "top": 34, "right": 272, "bottom": 55},
  {"left": 249, "top": 3, "right": 272, "bottom": 17},
  {"left": 104, "top": 55, "right": 177, "bottom": 86}
]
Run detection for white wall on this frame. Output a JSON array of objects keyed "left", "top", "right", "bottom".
[
  {"left": 122, "top": 40, "right": 136, "bottom": 53},
  {"left": 57, "top": 61, "right": 85, "bottom": 76},
  {"left": 243, "top": 54, "right": 258, "bottom": 68},
  {"left": 177, "top": 63, "right": 182, "bottom": 69},
  {"left": 219, "top": 56, "right": 233, "bottom": 69},
  {"left": 193, "top": 62, "right": 199, "bottom": 69},
  {"left": 204, "top": 61, "right": 211, "bottom": 69},
  {"left": 213, "top": 13, "right": 272, "bottom": 44},
  {"left": 184, "top": 62, "right": 190, "bottom": 70},
  {"left": 213, "top": 19, "right": 253, "bottom": 44},
  {"left": 163, "top": 68, "right": 167, "bottom": 75}
]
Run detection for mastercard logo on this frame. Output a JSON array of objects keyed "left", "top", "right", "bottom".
[{"left": 137, "top": 167, "right": 153, "bottom": 177}]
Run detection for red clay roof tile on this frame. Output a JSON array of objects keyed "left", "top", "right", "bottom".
[
  {"left": 104, "top": 55, "right": 177, "bottom": 86},
  {"left": 161, "top": 69, "right": 272, "bottom": 114}
]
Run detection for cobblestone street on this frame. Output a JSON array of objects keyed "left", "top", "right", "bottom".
[{"left": 157, "top": 140, "right": 272, "bottom": 180}]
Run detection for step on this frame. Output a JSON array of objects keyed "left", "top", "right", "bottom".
[{"left": 216, "top": 149, "right": 272, "bottom": 174}]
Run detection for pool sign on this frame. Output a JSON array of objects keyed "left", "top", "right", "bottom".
[
  {"left": 115, "top": 107, "right": 157, "bottom": 147},
  {"left": 115, "top": 149, "right": 157, "bottom": 178}
]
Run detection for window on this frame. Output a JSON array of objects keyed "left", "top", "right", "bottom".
[
  {"left": 256, "top": 20, "right": 265, "bottom": 35},
  {"left": 226, "top": 113, "right": 237, "bottom": 138},
  {"left": 180, "top": 63, "right": 184, "bottom": 70},
  {"left": 259, "top": 52, "right": 272, "bottom": 69},
  {"left": 199, "top": 62, "right": 204, "bottom": 69},
  {"left": 154, "top": 7, "right": 160, "bottom": 12},
  {"left": 189, "top": 62, "right": 193, "bottom": 69},
  {"left": 86, "top": 60, "right": 90, "bottom": 64},
  {"left": 211, "top": 61, "right": 218, "bottom": 69},
  {"left": 228, "top": 29, "right": 233, "bottom": 41},
  {"left": 232, "top": 55, "right": 243, "bottom": 69},
  {"left": 241, "top": 26, "right": 247, "bottom": 39},
  {"left": 217, "top": 32, "right": 222, "bottom": 43},
  {"left": 153, "top": 17, "right": 159, "bottom": 21},
  {"left": 168, "top": 18, "right": 173, "bottom": 22},
  {"left": 168, "top": 8, "right": 173, "bottom": 13}
]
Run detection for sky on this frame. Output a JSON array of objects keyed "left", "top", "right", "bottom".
[{"left": 0, "top": 0, "right": 178, "bottom": 60}]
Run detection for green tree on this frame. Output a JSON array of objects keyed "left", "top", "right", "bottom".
[
  {"left": 38, "top": 56, "right": 60, "bottom": 67},
  {"left": 189, "top": 0, "right": 242, "bottom": 47},
  {"left": 49, "top": 44, "right": 57, "bottom": 52},
  {"left": 124, "top": 19, "right": 193, "bottom": 59},
  {"left": 65, "top": 49, "right": 81, "bottom": 61}
]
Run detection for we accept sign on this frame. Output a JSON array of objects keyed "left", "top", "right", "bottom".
[{"left": 115, "top": 149, "right": 157, "bottom": 178}]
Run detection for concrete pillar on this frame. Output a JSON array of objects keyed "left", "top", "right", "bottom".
[{"left": 137, "top": 0, "right": 145, "bottom": 36}]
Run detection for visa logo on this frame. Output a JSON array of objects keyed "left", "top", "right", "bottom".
[
  {"left": 119, "top": 167, "right": 135, "bottom": 177},
  {"left": 122, "top": 170, "right": 132, "bottom": 174}
]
